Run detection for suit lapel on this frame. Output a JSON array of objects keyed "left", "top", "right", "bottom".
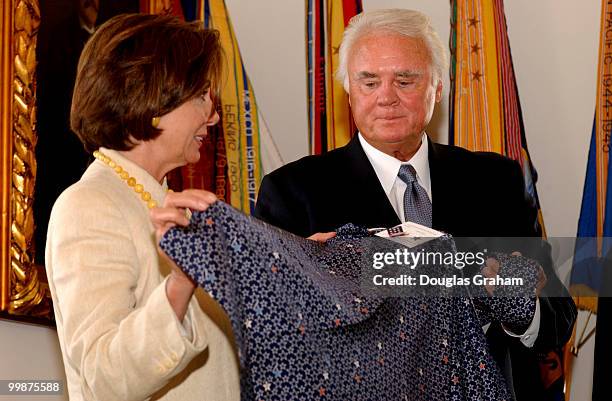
[
  {"left": 341, "top": 136, "right": 401, "bottom": 228},
  {"left": 428, "top": 140, "right": 456, "bottom": 232}
]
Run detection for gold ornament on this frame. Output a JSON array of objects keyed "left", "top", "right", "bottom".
[
  {"left": 2, "top": 0, "right": 51, "bottom": 319},
  {"left": 151, "top": 116, "right": 160, "bottom": 128}
]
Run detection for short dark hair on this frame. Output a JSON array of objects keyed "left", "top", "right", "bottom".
[{"left": 70, "top": 13, "right": 223, "bottom": 153}]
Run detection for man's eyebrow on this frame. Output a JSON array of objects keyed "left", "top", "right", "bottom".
[
  {"left": 395, "top": 71, "right": 423, "bottom": 79},
  {"left": 355, "top": 71, "right": 378, "bottom": 79}
]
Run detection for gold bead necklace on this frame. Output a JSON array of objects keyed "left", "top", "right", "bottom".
[{"left": 93, "top": 150, "right": 159, "bottom": 209}]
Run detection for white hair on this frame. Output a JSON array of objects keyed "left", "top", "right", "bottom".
[{"left": 336, "top": 9, "right": 449, "bottom": 91}]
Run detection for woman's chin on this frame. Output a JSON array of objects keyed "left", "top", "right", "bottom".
[{"left": 186, "top": 152, "right": 201, "bottom": 165}]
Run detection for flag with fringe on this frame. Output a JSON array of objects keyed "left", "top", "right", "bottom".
[
  {"left": 572, "top": 1, "right": 612, "bottom": 399},
  {"left": 449, "top": 0, "right": 544, "bottom": 235},
  {"left": 307, "top": 0, "right": 361, "bottom": 154},
  {"left": 573, "top": 0, "right": 612, "bottom": 297}
]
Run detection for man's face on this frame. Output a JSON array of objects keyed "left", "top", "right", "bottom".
[{"left": 347, "top": 32, "right": 442, "bottom": 153}]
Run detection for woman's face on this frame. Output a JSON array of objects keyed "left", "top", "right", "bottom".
[{"left": 154, "top": 90, "right": 219, "bottom": 171}]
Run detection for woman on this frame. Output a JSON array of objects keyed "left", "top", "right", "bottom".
[{"left": 45, "top": 14, "right": 239, "bottom": 401}]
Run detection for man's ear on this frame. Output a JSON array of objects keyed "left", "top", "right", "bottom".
[
  {"left": 346, "top": 78, "right": 352, "bottom": 106},
  {"left": 435, "top": 79, "right": 443, "bottom": 103}
]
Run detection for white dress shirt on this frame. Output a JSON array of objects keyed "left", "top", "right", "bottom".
[
  {"left": 359, "top": 133, "right": 431, "bottom": 222},
  {"left": 358, "top": 132, "right": 540, "bottom": 347}
]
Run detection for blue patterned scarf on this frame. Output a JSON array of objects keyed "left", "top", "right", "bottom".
[{"left": 161, "top": 202, "right": 537, "bottom": 400}]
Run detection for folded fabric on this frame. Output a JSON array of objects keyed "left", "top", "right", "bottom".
[{"left": 160, "top": 201, "right": 536, "bottom": 401}]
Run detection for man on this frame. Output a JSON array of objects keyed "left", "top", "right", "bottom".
[{"left": 255, "top": 9, "right": 576, "bottom": 401}]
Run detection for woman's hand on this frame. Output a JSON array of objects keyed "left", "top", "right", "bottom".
[
  {"left": 150, "top": 189, "right": 217, "bottom": 322},
  {"left": 151, "top": 189, "right": 218, "bottom": 238}
]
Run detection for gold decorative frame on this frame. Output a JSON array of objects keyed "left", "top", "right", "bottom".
[{"left": 0, "top": 0, "right": 52, "bottom": 324}]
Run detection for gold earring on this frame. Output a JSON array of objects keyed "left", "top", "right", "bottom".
[{"left": 151, "top": 116, "right": 160, "bottom": 128}]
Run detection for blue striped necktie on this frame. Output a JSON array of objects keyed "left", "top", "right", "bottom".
[{"left": 397, "top": 164, "right": 432, "bottom": 227}]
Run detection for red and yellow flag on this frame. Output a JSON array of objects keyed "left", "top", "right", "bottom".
[
  {"left": 307, "top": 0, "right": 361, "bottom": 154},
  {"left": 450, "top": 0, "right": 559, "bottom": 396},
  {"left": 450, "top": 0, "right": 544, "bottom": 234},
  {"left": 139, "top": 0, "right": 183, "bottom": 16}
]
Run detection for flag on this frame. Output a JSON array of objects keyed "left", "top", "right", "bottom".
[
  {"left": 203, "top": 0, "right": 263, "bottom": 214},
  {"left": 142, "top": 0, "right": 264, "bottom": 214},
  {"left": 139, "top": 0, "right": 184, "bottom": 17},
  {"left": 573, "top": 0, "right": 612, "bottom": 291},
  {"left": 449, "top": 1, "right": 563, "bottom": 398},
  {"left": 449, "top": 0, "right": 544, "bottom": 235},
  {"left": 307, "top": 0, "right": 361, "bottom": 154},
  {"left": 573, "top": 1, "right": 612, "bottom": 399}
]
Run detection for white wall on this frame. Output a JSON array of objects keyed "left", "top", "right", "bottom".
[
  {"left": 225, "top": 0, "right": 309, "bottom": 164},
  {"left": 505, "top": 0, "right": 600, "bottom": 237}
]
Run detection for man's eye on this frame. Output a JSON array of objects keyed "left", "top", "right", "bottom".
[
  {"left": 397, "top": 81, "right": 414, "bottom": 87},
  {"left": 363, "top": 81, "right": 378, "bottom": 88}
]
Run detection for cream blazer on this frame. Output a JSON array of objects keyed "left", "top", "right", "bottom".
[{"left": 45, "top": 148, "right": 240, "bottom": 401}]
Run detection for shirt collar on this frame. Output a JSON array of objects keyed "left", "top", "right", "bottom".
[
  {"left": 358, "top": 133, "right": 431, "bottom": 197},
  {"left": 98, "top": 147, "right": 168, "bottom": 208}
]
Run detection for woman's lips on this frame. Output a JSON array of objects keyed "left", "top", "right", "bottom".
[{"left": 194, "top": 135, "right": 206, "bottom": 146}]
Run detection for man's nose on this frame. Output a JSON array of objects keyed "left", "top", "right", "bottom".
[{"left": 376, "top": 83, "right": 400, "bottom": 106}]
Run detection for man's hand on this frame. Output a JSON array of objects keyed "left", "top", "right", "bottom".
[
  {"left": 481, "top": 256, "right": 501, "bottom": 296},
  {"left": 481, "top": 251, "right": 547, "bottom": 296},
  {"left": 535, "top": 264, "right": 547, "bottom": 296},
  {"left": 307, "top": 232, "right": 336, "bottom": 242}
]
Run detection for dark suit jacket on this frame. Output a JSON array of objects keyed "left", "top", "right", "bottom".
[{"left": 254, "top": 135, "right": 576, "bottom": 401}]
